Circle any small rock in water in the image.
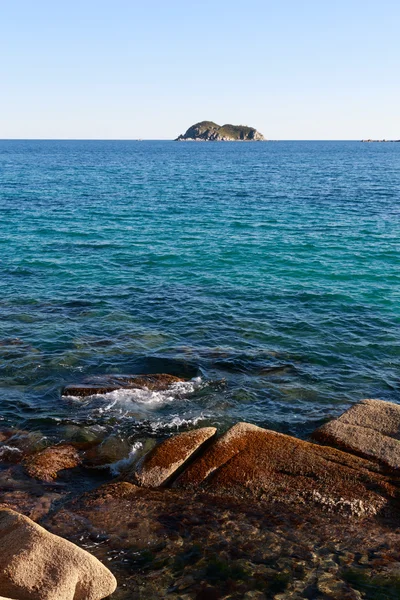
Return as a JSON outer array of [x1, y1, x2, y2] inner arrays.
[[2, 430, 47, 457], [23, 444, 81, 482], [63, 373, 186, 397], [84, 436, 133, 468], [0, 508, 117, 600]]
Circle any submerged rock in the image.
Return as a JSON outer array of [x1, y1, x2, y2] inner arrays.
[[84, 435, 133, 469], [23, 444, 81, 482], [129, 427, 217, 487], [63, 373, 185, 397], [0, 508, 117, 600], [312, 398, 400, 469], [174, 422, 398, 517], [44, 481, 400, 600]]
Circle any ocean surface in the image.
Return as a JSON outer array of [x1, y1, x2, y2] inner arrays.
[[0, 140, 399, 453]]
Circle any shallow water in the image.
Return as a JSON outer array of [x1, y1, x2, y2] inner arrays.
[[0, 140, 399, 448]]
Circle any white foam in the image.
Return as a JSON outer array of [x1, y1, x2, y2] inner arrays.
[[108, 442, 143, 475], [64, 377, 203, 408], [148, 413, 210, 432], [0, 445, 22, 457]]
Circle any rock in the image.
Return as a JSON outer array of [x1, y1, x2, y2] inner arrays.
[[0, 464, 67, 520], [128, 427, 217, 487], [23, 444, 81, 482], [1, 430, 47, 457], [173, 422, 398, 516], [0, 508, 117, 600], [44, 480, 400, 600], [312, 399, 400, 469], [316, 574, 361, 599], [63, 373, 185, 397], [83, 435, 133, 468], [175, 121, 265, 141]]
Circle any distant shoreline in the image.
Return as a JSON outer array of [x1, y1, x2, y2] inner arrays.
[[361, 139, 400, 143]]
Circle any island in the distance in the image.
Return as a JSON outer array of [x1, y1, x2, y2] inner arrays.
[[175, 121, 265, 141]]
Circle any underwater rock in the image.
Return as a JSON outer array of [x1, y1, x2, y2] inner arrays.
[[83, 435, 133, 468], [63, 373, 185, 397], [173, 422, 398, 517], [23, 444, 81, 482], [0, 465, 67, 520], [0, 430, 47, 458], [312, 399, 400, 469], [128, 427, 217, 487], [44, 481, 400, 600], [0, 508, 117, 600]]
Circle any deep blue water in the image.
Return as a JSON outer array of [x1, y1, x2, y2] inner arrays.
[[0, 140, 399, 448]]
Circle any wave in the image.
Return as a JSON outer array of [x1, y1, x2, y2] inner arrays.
[[63, 377, 204, 410]]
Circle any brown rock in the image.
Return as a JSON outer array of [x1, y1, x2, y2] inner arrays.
[[63, 373, 185, 397], [174, 422, 399, 516], [129, 427, 217, 487], [0, 464, 67, 520], [23, 444, 81, 482], [43, 480, 400, 600], [312, 399, 400, 469], [0, 508, 117, 600]]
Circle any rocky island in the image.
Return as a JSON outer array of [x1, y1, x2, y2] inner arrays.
[[175, 121, 265, 141]]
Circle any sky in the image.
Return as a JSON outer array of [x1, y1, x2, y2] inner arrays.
[[1, 0, 399, 140]]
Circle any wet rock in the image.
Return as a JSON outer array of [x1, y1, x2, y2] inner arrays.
[[173, 422, 398, 516], [23, 444, 81, 482], [316, 574, 362, 599], [312, 398, 400, 469], [63, 373, 186, 397], [43, 480, 400, 599], [0, 508, 117, 600], [0, 444, 23, 463], [84, 436, 133, 468], [128, 427, 217, 487], [2, 430, 47, 458]]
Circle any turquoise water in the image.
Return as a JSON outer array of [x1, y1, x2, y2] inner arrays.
[[0, 140, 399, 445]]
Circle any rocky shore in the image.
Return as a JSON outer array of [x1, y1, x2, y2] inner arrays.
[[1, 374, 400, 599]]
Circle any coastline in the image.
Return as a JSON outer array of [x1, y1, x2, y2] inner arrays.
[[2, 383, 400, 598]]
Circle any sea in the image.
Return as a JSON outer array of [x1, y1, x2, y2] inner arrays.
[[0, 139, 399, 458]]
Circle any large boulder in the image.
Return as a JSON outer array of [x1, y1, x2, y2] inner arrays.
[[129, 427, 217, 487], [312, 399, 400, 469], [23, 444, 81, 482], [173, 422, 398, 517], [63, 373, 185, 397], [0, 508, 117, 600]]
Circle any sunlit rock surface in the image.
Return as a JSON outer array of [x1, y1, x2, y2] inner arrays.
[[129, 427, 217, 487], [23, 444, 81, 482], [0, 508, 117, 600], [174, 422, 398, 517], [313, 398, 400, 469]]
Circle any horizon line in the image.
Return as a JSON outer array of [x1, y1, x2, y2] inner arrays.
[[0, 138, 381, 142]]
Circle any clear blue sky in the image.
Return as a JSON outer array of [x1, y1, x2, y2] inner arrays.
[[1, 0, 399, 139]]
